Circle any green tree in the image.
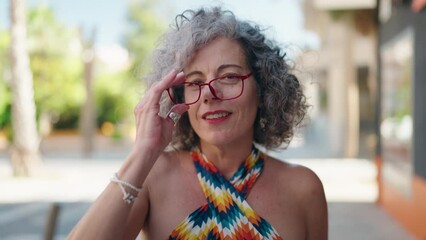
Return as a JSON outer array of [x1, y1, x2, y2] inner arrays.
[[1, 5, 84, 136], [94, 70, 138, 138], [10, 0, 41, 176], [125, 0, 166, 78], [92, 0, 167, 138], [0, 31, 11, 133], [27, 5, 84, 131]]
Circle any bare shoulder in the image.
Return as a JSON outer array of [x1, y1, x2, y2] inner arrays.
[[264, 155, 328, 239], [144, 149, 192, 186], [263, 156, 326, 210], [146, 150, 189, 175], [265, 156, 324, 193]]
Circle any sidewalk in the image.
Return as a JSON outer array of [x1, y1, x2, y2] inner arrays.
[[0, 135, 415, 239], [0, 157, 415, 239]]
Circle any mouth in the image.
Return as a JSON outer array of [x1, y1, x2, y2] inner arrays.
[[202, 111, 232, 120]]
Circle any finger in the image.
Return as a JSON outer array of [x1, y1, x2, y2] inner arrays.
[[164, 104, 189, 125], [134, 100, 145, 113], [158, 70, 186, 89], [147, 70, 185, 107], [151, 70, 184, 95]]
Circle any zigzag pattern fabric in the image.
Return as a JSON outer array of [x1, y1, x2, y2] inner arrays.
[[169, 146, 283, 240]]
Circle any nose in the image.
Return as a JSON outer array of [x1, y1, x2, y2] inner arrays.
[[200, 84, 218, 103]]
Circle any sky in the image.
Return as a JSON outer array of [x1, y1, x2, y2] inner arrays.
[[0, 0, 319, 51]]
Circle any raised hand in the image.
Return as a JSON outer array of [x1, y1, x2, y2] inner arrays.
[[132, 70, 189, 156]]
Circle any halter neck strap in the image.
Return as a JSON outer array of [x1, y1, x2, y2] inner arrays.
[[169, 146, 283, 239]]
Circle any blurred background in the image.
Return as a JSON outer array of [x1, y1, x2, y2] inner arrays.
[[1, 0, 425, 239]]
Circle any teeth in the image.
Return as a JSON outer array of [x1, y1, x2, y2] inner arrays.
[[205, 112, 230, 120]]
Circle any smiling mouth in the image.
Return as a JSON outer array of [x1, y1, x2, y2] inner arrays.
[[203, 112, 231, 120]]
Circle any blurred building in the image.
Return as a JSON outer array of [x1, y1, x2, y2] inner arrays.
[[302, 0, 426, 238], [377, 0, 426, 238], [302, 0, 378, 158]]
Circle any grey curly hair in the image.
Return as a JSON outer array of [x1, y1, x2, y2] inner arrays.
[[144, 7, 308, 150]]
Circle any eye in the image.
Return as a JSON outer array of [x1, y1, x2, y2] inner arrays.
[[222, 75, 240, 80], [186, 79, 203, 87], [184, 80, 203, 91], [217, 74, 241, 84], [221, 72, 241, 79], [187, 79, 204, 84]]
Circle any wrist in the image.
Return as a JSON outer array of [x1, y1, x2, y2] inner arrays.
[[116, 147, 160, 188], [128, 147, 160, 164], [110, 172, 142, 204]]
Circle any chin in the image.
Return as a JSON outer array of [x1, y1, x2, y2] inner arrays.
[[200, 136, 230, 146], [200, 131, 253, 147]]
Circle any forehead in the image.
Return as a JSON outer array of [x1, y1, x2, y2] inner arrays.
[[184, 37, 248, 72]]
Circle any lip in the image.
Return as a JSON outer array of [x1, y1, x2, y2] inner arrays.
[[201, 110, 232, 124]]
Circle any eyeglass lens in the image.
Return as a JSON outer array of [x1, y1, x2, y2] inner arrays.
[[171, 76, 244, 104]]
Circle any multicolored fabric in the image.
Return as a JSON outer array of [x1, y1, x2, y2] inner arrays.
[[169, 146, 283, 240]]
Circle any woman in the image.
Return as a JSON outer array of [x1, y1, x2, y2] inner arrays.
[[69, 7, 327, 240]]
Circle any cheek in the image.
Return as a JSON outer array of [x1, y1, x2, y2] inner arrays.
[[243, 89, 259, 116], [187, 106, 198, 125], [245, 101, 259, 125], [244, 104, 258, 124], [233, 98, 258, 127]]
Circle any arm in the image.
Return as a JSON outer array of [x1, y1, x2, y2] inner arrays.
[[293, 166, 328, 240], [297, 167, 328, 240], [68, 70, 188, 240]]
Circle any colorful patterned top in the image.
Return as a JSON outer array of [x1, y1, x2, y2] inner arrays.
[[169, 146, 283, 240]]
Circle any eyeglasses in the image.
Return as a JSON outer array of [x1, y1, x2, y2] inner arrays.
[[167, 72, 252, 105]]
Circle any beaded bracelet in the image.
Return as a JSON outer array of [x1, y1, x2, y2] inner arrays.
[[110, 173, 142, 204]]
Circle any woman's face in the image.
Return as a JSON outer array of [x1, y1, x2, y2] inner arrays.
[[183, 37, 259, 147]]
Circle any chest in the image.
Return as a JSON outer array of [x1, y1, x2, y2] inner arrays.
[[145, 168, 306, 239], [247, 178, 307, 239]]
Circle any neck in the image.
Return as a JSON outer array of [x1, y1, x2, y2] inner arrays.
[[199, 139, 254, 179]]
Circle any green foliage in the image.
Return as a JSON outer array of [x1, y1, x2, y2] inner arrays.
[[2, 2, 167, 136], [94, 70, 141, 139], [124, 0, 166, 78], [329, 10, 353, 21], [95, 70, 140, 126], [0, 6, 83, 133], [0, 86, 11, 130], [0, 82, 11, 129], [31, 52, 84, 121], [87, 0, 166, 137], [27, 5, 84, 129], [86, 0, 167, 137], [0, 31, 11, 132]]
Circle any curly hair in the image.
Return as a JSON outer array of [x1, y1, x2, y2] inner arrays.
[[144, 7, 308, 150]]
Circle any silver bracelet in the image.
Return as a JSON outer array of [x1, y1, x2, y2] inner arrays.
[[111, 172, 143, 192], [110, 173, 142, 204]]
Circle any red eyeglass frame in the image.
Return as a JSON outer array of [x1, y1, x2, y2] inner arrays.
[[167, 72, 253, 105]]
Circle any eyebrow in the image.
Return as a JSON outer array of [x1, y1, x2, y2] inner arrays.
[[185, 64, 244, 79]]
